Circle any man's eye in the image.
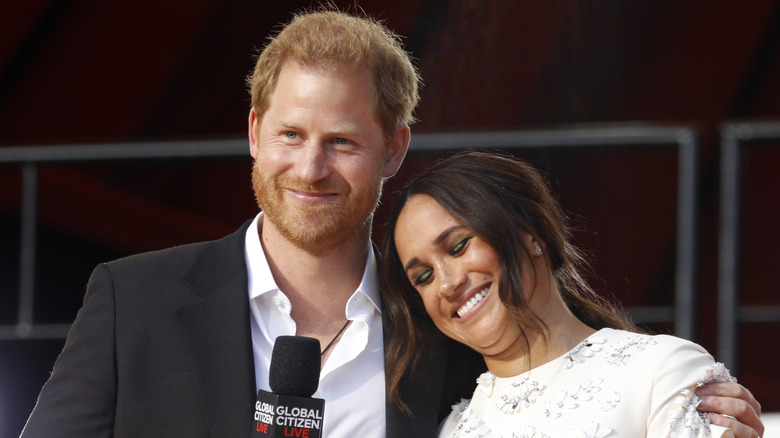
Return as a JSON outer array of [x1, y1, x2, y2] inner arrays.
[[285, 132, 297, 138], [413, 269, 433, 286], [334, 138, 348, 144]]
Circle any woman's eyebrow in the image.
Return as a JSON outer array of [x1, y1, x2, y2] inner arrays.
[[402, 225, 466, 272]]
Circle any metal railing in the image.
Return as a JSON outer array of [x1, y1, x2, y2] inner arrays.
[[719, 121, 780, 373], [0, 138, 250, 340], [0, 124, 700, 340]]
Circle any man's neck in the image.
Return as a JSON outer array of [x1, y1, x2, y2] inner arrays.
[[257, 216, 371, 336]]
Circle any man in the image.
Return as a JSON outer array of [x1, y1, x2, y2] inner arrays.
[[21, 8, 764, 438]]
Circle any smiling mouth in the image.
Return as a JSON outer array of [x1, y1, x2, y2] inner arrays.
[[286, 188, 338, 204], [456, 286, 489, 318]]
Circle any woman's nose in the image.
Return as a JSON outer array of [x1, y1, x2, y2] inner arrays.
[[437, 265, 466, 300]]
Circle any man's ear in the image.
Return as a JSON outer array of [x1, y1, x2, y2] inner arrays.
[[383, 124, 411, 178], [248, 107, 260, 159]]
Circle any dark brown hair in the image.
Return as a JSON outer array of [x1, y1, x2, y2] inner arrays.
[[381, 151, 638, 411]]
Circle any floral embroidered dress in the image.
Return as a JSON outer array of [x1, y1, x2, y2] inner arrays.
[[438, 328, 734, 438]]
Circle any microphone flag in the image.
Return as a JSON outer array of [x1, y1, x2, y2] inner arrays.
[[253, 336, 325, 438], [254, 390, 324, 438]]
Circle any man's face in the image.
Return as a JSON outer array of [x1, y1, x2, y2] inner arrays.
[[248, 62, 408, 254]]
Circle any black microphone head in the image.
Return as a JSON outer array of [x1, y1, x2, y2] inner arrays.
[[269, 335, 321, 397]]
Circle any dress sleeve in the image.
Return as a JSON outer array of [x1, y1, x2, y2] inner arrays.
[[646, 336, 734, 438], [437, 399, 469, 438], [20, 263, 118, 438]]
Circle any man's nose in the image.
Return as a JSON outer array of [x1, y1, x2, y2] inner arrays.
[[295, 143, 331, 184]]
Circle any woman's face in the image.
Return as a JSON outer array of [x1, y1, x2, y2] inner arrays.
[[393, 194, 524, 357]]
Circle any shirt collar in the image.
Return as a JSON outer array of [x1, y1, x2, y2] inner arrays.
[[244, 212, 382, 315], [245, 213, 280, 302], [351, 242, 382, 316]]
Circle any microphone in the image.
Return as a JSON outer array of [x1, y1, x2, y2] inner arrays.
[[253, 336, 325, 438]]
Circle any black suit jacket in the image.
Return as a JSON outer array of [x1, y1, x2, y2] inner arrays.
[[21, 221, 483, 437]]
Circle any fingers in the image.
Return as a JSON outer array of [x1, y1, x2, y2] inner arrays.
[[696, 384, 764, 438], [705, 413, 760, 438], [697, 382, 762, 417]]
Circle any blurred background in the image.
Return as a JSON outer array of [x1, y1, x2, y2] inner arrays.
[[2, 1, 779, 436]]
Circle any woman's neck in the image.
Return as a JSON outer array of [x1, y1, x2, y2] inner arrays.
[[484, 289, 596, 378]]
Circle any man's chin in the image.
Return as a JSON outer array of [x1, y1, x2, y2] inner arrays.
[[287, 217, 371, 254], [259, 194, 377, 253], [287, 229, 355, 254]]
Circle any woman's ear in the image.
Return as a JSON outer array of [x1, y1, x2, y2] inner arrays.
[[527, 234, 545, 257]]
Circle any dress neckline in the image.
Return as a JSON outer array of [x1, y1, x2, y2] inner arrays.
[[485, 327, 613, 383]]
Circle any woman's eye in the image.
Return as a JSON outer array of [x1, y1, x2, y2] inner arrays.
[[449, 236, 471, 255], [413, 268, 433, 286]]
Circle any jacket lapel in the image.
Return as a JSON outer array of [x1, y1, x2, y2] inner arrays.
[[178, 221, 257, 438], [382, 305, 449, 437]]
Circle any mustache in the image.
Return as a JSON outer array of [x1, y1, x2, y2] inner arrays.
[[274, 175, 349, 195]]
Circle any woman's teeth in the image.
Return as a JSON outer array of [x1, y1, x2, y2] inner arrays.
[[456, 287, 489, 318]]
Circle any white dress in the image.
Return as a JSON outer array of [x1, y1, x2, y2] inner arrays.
[[439, 328, 733, 438]]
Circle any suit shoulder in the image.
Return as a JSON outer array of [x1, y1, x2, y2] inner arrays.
[[103, 221, 250, 278], [107, 239, 212, 270]]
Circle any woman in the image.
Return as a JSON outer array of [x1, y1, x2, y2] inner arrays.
[[382, 151, 736, 437]]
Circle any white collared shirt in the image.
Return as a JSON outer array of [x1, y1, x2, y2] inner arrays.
[[245, 213, 386, 437]]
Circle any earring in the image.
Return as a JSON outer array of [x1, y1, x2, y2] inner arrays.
[[534, 244, 543, 255]]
